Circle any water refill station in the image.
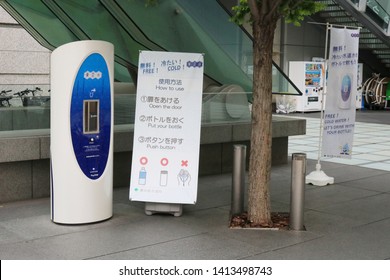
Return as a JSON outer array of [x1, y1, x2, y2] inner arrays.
[[50, 41, 114, 224]]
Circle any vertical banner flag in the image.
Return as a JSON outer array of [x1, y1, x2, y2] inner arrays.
[[322, 27, 360, 158], [130, 51, 204, 204]]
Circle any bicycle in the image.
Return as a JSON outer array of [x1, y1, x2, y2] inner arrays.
[[0, 90, 13, 107], [362, 73, 380, 108], [373, 76, 390, 108], [13, 87, 43, 107]]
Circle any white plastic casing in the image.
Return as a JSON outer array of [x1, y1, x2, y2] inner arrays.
[[50, 40, 114, 224]]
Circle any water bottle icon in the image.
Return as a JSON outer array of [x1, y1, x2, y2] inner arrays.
[[138, 167, 146, 185], [160, 170, 168, 186]]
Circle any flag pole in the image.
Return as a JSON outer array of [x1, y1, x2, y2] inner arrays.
[[305, 22, 334, 186]]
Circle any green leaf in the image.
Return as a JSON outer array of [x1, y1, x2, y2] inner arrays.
[[231, 0, 326, 26]]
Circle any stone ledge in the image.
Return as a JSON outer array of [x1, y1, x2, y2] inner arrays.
[[0, 116, 306, 163], [0, 116, 306, 203]]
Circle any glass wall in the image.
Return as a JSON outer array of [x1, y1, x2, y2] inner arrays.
[[366, 0, 390, 33], [1, 83, 252, 131], [349, 0, 390, 34], [114, 90, 251, 126], [0, 0, 301, 132], [177, 0, 300, 95], [0, 84, 50, 131], [1, 0, 301, 94]]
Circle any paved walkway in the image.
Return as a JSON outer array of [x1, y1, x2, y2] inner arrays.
[[289, 116, 390, 171], [0, 111, 390, 259]]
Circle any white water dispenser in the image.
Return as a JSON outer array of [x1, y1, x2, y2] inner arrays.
[[50, 40, 114, 224]]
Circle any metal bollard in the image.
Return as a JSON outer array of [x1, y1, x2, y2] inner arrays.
[[231, 145, 246, 215], [290, 153, 306, 231]]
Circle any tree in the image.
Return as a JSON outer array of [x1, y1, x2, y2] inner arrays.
[[144, 0, 323, 226], [231, 0, 324, 226]]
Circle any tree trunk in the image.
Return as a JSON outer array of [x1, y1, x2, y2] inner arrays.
[[247, 18, 277, 226]]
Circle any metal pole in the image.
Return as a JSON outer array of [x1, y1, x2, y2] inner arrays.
[[315, 23, 330, 168], [231, 144, 246, 215], [290, 153, 306, 230]]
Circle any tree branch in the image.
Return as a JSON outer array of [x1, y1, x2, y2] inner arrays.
[[248, 0, 260, 20], [260, 0, 268, 16], [262, 0, 283, 22], [290, 0, 305, 11], [269, 0, 283, 16]]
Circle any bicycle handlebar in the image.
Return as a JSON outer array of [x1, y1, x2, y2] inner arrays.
[[13, 88, 43, 96], [13, 89, 30, 96]]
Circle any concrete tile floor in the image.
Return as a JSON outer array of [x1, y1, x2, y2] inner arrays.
[[1, 111, 390, 259]]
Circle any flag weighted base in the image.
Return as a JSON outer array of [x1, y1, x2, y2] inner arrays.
[[306, 163, 334, 186]]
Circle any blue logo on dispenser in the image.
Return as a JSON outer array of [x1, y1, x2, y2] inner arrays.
[[70, 53, 111, 180]]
